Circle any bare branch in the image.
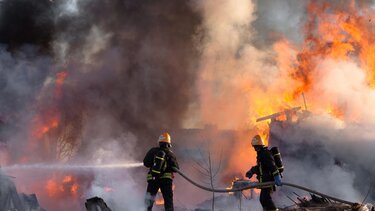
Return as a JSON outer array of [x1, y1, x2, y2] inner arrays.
[[213, 148, 223, 177], [198, 147, 209, 167], [192, 164, 210, 177], [193, 159, 210, 174]]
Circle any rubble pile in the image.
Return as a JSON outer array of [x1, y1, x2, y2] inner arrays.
[[281, 194, 373, 211]]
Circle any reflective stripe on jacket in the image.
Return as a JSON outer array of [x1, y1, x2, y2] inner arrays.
[[249, 147, 280, 184], [143, 146, 179, 181], [147, 172, 173, 181]]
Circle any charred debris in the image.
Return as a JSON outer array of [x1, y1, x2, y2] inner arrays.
[[0, 172, 45, 211]]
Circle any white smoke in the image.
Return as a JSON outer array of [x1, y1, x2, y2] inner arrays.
[[1, 0, 375, 210], [311, 59, 375, 122], [190, 0, 375, 208], [79, 115, 146, 210], [58, 0, 79, 16], [191, 0, 280, 129], [274, 114, 374, 203]]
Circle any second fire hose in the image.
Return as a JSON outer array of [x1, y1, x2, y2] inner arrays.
[[172, 167, 356, 206]]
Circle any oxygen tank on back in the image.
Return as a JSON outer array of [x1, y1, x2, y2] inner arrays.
[[270, 147, 284, 175], [151, 150, 167, 178]]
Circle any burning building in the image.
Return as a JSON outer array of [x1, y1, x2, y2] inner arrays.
[[0, 0, 374, 210]]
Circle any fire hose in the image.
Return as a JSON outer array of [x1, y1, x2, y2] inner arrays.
[[172, 167, 357, 206]]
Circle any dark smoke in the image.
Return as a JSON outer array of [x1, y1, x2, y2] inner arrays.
[[0, 0, 54, 53], [0, 0, 202, 210], [0, 0, 202, 160], [2, 0, 374, 210], [0, 0, 55, 147], [57, 0, 202, 158]]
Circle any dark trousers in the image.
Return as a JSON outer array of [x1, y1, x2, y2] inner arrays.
[[145, 179, 174, 211], [260, 187, 277, 210]]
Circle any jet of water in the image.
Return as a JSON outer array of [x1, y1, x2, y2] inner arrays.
[[2, 162, 143, 171]]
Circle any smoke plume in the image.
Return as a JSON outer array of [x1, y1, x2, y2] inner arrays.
[[0, 0, 201, 210], [0, 0, 375, 210], [191, 0, 375, 208]]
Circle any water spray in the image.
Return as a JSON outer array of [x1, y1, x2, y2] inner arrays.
[[2, 162, 143, 171]]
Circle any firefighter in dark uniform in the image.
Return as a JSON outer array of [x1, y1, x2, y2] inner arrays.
[[143, 132, 179, 211], [245, 135, 282, 211]]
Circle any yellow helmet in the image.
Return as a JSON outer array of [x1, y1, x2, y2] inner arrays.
[[158, 132, 171, 145], [251, 135, 265, 146]]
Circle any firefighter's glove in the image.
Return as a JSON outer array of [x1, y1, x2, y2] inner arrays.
[[274, 175, 282, 186], [245, 170, 254, 179]]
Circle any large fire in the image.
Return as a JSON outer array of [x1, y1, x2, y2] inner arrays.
[[13, 70, 88, 210], [2, 1, 375, 210], [229, 1, 375, 130], [224, 0, 375, 192], [268, 1, 375, 122]]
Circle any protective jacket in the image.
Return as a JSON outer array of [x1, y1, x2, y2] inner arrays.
[[143, 147, 179, 181], [249, 147, 280, 183]]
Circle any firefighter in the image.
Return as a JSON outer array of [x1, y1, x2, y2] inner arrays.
[[245, 135, 282, 211], [143, 132, 179, 211]]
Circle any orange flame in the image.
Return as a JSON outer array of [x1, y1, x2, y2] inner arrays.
[[45, 174, 79, 198], [32, 116, 60, 139], [155, 198, 164, 206], [154, 185, 176, 206], [30, 71, 68, 140], [55, 71, 68, 86], [55, 71, 68, 97], [46, 179, 60, 197], [155, 189, 164, 205], [222, 1, 375, 186], [255, 1, 375, 123]]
